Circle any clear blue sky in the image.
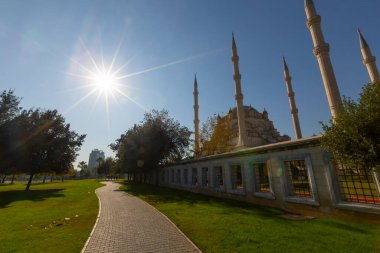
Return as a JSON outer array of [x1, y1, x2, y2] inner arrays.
[[0, 0, 379, 168]]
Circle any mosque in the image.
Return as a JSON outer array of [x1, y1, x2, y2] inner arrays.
[[192, 0, 380, 157], [160, 0, 380, 223]]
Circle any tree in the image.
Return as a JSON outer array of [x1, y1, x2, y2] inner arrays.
[[63, 164, 77, 180], [321, 83, 380, 170], [0, 90, 22, 183], [8, 109, 86, 190], [200, 114, 232, 156], [96, 156, 104, 167], [0, 90, 85, 188], [96, 157, 116, 178], [111, 109, 191, 184], [78, 161, 90, 178], [0, 89, 22, 125]]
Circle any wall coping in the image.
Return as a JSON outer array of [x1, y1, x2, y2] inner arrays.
[[166, 135, 322, 166]]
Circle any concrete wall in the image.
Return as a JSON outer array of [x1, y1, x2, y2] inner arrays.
[[159, 136, 380, 223]]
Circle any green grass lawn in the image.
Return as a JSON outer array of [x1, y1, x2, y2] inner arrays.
[[119, 181, 380, 253], [0, 179, 103, 253]]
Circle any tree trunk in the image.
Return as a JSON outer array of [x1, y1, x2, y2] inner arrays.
[[11, 174, 15, 184], [43, 175, 46, 183], [1, 175, 6, 184], [26, 173, 34, 191], [61, 176, 64, 182], [50, 175, 53, 182]]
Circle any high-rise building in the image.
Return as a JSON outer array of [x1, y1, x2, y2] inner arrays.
[[88, 149, 105, 177]]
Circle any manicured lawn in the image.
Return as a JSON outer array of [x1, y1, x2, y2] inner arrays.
[[0, 180, 103, 253], [119, 181, 380, 253]]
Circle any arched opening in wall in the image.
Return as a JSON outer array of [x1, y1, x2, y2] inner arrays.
[[335, 163, 380, 205]]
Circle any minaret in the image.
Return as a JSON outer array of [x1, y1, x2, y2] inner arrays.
[[358, 29, 380, 84], [283, 57, 302, 139], [231, 33, 247, 146], [193, 74, 200, 157], [305, 0, 342, 118]]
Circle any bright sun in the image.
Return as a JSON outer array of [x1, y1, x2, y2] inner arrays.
[[67, 39, 217, 115], [92, 72, 116, 94]]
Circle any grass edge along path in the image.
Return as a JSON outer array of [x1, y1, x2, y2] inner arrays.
[[0, 179, 103, 253], [119, 181, 380, 253]]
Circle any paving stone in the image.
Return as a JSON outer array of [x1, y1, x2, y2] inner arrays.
[[82, 181, 201, 253]]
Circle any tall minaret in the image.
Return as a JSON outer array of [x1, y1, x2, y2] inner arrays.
[[283, 57, 302, 139], [358, 29, 380, 84], [305, 0, 342, 118], [193, 74, 200, 157], [231, 33, 247, 146]]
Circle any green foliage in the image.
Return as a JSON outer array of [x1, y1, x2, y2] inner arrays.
[[0, 90, 22, 179], [0, 90, 86, 189], [111, 109, 191, 176], [120, 181, 380, 253], [321, 83, 380, 169], [96, 157, 117, 176], [0, 89, 22, 125], [78, 161, 90, 177]]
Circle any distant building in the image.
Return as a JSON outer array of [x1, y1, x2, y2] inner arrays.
[[88, 149, 105, 177]]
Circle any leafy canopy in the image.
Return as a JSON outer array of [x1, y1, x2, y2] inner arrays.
[[0, 89, 86, 189], [111, 109, 191, 174], [0, 89, 22, 125], [321, 83, 380, 169], [0, 90, 22, 176]]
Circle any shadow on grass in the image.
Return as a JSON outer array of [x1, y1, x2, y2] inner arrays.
[[0, 189, 64, 208], [119, 180, 283, 218], [320, 219, 370, 234]]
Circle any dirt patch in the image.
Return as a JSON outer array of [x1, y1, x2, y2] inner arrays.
[[279, 213, 315, 221]]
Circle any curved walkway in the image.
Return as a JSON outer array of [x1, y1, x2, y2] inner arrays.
[[82, 181, 201, 253]]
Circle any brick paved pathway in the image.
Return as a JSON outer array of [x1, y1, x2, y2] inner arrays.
[[82, 181, 201, 253]]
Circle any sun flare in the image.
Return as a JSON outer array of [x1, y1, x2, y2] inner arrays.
[[65, 39, 219, 117], [92, 71, 117, 94]]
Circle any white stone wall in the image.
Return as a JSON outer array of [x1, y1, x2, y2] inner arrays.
[[159, 137, 380, 218]]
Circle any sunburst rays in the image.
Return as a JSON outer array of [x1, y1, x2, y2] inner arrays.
[[65, 39, 225, 127]]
